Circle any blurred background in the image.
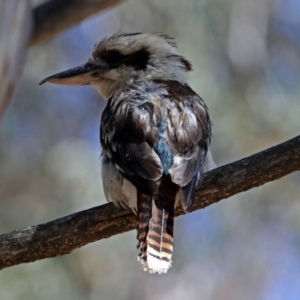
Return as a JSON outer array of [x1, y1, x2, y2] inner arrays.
[[1, 0, 300, 299]]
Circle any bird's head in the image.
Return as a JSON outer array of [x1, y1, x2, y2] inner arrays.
[[39, 33, 192, 99]]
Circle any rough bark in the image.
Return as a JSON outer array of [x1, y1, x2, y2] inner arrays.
[[30, 0, 125, 46], [0, 135, 299, 270]]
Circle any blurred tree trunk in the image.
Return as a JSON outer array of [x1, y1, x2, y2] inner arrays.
[[0, 0, 32, 118], [0, 0, 125, 119]]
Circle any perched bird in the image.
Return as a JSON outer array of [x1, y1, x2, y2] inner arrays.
[[40, 33, 215, 274]]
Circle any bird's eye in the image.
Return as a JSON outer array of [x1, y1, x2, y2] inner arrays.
[[105, 50, 124, 65]]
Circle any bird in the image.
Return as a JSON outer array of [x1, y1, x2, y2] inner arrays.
[[40, 33, 216, 274]]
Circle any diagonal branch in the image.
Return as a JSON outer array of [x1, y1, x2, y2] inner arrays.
[[30, 0, 125, 46], [0, 135, 299, 270]]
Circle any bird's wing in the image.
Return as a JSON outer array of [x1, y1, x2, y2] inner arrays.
[[100, 81, 165, 195], [100, 80, 211, 205], [160, 80, 212, 211]]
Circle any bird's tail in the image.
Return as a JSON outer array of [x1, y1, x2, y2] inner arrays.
[[137, 178, 177, 274], [137, 192, 152, 268], [146, 202, 174, 274]]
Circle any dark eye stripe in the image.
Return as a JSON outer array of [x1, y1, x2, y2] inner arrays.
[[99, 48, 150, 71], [102, 50, 124, 65], [123, 48, 150, 70]]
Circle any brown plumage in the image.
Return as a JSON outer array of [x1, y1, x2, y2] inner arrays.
[[39, 33, 215, 274], [100, 79, 211, 273]]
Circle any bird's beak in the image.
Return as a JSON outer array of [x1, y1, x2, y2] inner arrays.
[[39, 62, 107, 86]]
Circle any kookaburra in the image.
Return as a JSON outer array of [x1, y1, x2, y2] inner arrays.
[[40, 33, 215, 274]]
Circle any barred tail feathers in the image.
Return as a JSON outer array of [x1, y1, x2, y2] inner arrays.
[[137, 192, 152, 271], [146, 202, 174, 274], [137, 177, 177, 274]]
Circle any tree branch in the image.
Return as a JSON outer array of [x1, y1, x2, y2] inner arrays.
[[30, 0, 125, 46], [0, 135, 299, 270]]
